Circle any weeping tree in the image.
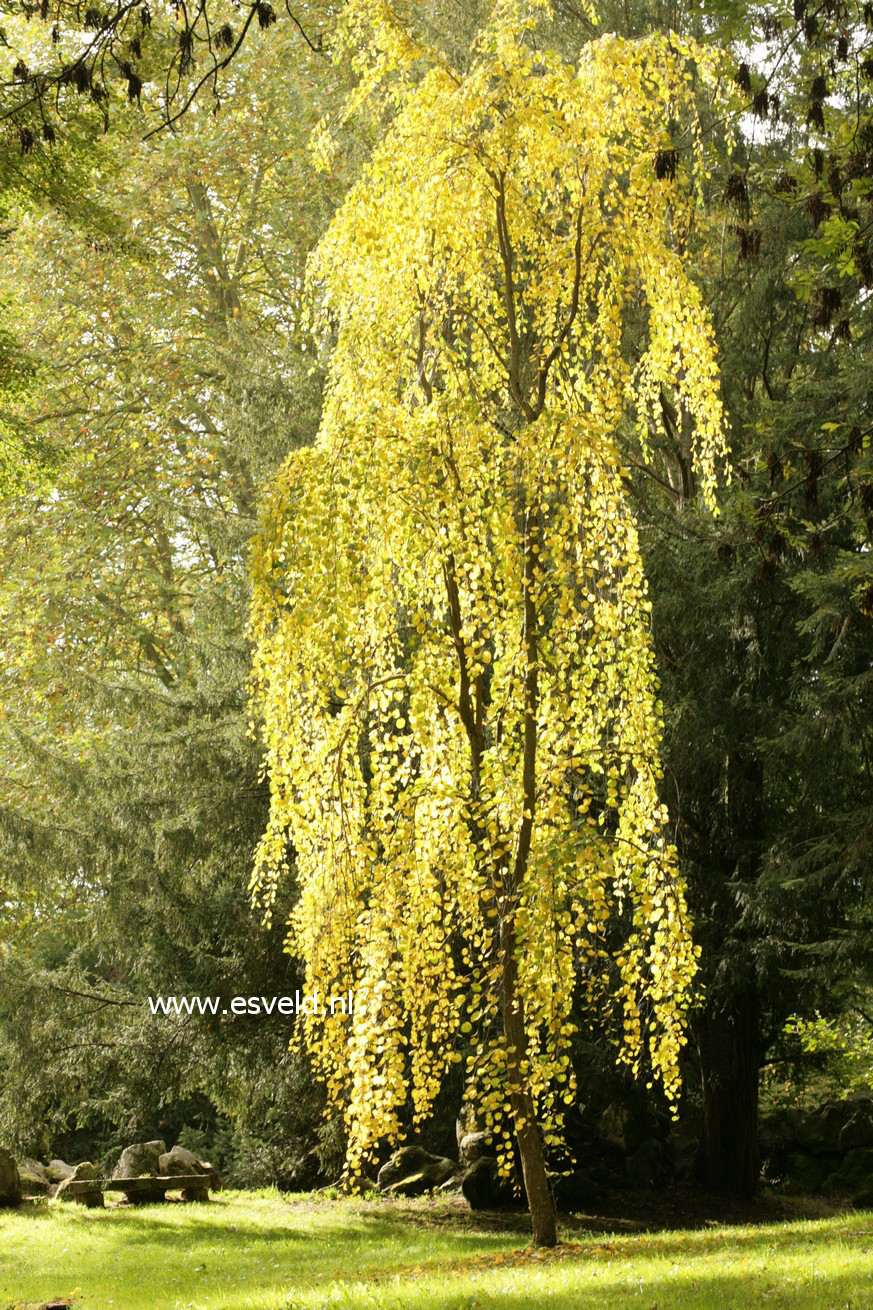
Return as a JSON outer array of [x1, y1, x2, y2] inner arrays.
[[251, 2, 726, 1246]]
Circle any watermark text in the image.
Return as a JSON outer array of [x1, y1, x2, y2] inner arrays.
[[147, 990, 353, 1018]]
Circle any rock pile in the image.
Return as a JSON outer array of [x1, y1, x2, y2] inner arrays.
[[0, 1137, 224, 1208], [761, 1094, 873, 1206], [374, 1141, 522, 1208], [374, 1094, 873, 1212], [108, 1139, 222, 1203]]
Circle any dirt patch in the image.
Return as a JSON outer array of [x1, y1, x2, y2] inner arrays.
[[340, 1183, 853, 1239]]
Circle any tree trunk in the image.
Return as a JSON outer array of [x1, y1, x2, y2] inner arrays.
[[501, 917, 557, 1247], [449, 489, 557, 1245], [498, 500, 556, 1248], [694, 985, 761, 1196]]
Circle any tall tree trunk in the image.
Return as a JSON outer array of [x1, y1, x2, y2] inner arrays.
[[501, 917, 558, 1247], [498, 500, 557, 1248], [694, 740, 764, 1197], [447, 487, 557, 1246], [694, 985, 760, 1195]]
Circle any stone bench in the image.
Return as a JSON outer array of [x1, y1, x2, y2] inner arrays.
[[63, 1174, 211, 1207]]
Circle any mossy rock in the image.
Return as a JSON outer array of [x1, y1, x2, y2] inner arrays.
[[782, 1151, 838, 1194], [113, 1140, 167, 1179], [19, 1161, 50, 1197], [822, 1148, 873, 1199], [55, 1161, 101, 1203], [45, 1160, 73, 1184], [0, 1146, 21, 1207], [797, 1098, 870, 1156], [460, 1157, 521, 1211], [386, 1166, 456, 1197], [377, 1145, 455, 1193]]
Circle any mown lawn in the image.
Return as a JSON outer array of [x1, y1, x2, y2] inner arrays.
[[1, 1191, 870, 1310]]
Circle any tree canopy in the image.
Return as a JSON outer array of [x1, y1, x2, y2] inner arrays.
[[250, 3, 729, 1244]]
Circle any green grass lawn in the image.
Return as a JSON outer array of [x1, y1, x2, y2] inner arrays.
[[1, 1192, 870, 1310]]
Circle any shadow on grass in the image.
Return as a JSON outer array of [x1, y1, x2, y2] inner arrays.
[[347, 1187, 855, 1240], [353, 1214, 873, 1276], [17, 1195, 867, 1267], [12, 1191, 866, 1237], [4, 1199, 870, 1310], [13, 1197, 516, 1262]]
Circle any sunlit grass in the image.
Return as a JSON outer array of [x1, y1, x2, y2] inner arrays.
[[1, 1191, 870, 1309]]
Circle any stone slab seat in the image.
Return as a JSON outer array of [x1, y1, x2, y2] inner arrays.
[[64, 1174, 210, 1203]]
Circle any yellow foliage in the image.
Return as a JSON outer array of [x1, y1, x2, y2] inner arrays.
[[251, 1, 725, 1178]]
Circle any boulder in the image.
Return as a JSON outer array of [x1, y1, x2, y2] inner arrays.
[[158, 1145, 203, 1176], [796, 1099, 862, 1156], [0, 1146, 21, 1207], [455, 1103, 483, 1154], [597, 1102, 659, 1157], [385, 1167, 452, 1197], [459, 1132, 490, 1166], [55, 1161, 103, 1207], [460, 1156, 519, 1210], [553, 1167, 601, 1208], [159, 1145, 223, 1191], [759, 1096, 873, 1196], [822, 1147, 873, 1200], [782, 1150, 838, 1195], [112, 1142, 168, 1204], [377, 1145, 455, 1194], [626, 1138, 667, 1189], [19, 1159, 50, 1197], [45, 1160, 74, 1184], [839, 1099, 873, 1154], [113, 1140, 167, 1180]]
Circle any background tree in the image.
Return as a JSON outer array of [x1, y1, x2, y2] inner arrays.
[[633, 0, 873, 1193], [0, 0, 330, 143], [0, 23, 344, 1178]]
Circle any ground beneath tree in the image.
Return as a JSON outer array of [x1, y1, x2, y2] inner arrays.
[[356, 1183, 853, 1240], [1, 1188, 868, 1310]]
